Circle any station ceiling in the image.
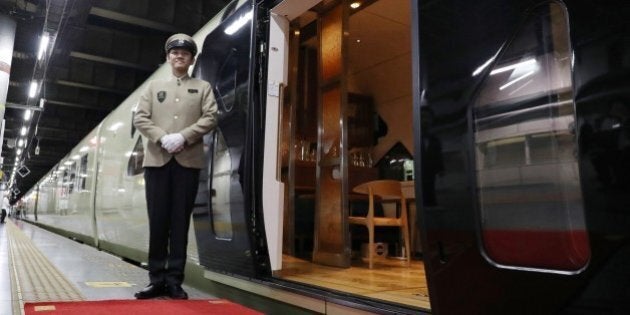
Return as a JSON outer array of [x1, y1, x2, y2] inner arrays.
[[0, 0, 231, 200]]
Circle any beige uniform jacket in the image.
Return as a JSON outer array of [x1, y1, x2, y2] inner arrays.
[[133, 74, 218, 169]]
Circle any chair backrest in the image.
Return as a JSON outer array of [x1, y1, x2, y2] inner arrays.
[[355, 180, 404, 201]]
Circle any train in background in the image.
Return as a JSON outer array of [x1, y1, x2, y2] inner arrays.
[[18, 0, 630, 314]]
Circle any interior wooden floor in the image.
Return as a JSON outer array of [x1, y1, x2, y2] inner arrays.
[[278, 255, 430, 310]]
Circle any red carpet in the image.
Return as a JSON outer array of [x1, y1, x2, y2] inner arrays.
[[24, 299, 263, 314]]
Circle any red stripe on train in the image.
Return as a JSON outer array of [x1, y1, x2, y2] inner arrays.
[[482, 229, 590, 270]]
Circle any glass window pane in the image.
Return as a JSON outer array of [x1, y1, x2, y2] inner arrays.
[[127, 137, 145, 176], [473, 2, 589, 272], [210, 130, 234, 240]]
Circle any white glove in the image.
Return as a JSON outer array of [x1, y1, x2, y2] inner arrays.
[[160, 133, 185, 153]]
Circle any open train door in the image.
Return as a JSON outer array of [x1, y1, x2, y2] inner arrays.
[[413, 0, 630, 313], [191, 0, 268, 278]]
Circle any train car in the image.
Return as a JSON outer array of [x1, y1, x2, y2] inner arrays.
[[19, 0, 250, 280], [20, 0, 630, 313]]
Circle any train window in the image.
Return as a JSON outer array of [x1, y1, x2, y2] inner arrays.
[[127, 137, 145, 176], [65, 161, 76, 194], [214, 50, 238, 113], [473, 1, 590, 272], [481, 137, 526, 168], [77, 154, 88, 191], [209, 129, 234, 240]]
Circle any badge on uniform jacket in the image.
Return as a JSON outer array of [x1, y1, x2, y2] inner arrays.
[[188, 89, 198, 93], [157, 91, 167, 103]]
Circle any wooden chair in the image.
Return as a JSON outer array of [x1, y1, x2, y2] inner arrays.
[[349, 180, 410, 269]]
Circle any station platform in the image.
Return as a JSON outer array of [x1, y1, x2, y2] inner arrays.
[[0, 218, 262, 315]]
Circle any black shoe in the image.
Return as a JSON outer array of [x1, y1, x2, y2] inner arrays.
[[166, 285, 188, 299], [134, 283, 166, 299]]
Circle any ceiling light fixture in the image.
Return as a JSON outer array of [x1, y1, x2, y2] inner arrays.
[[350, 2, 361, 9], [37, 32, 50, 60], [472, 56, 497, 77], [224, 11, 253, 35], [24, 109, 32, 121], [499, 70, 536, 90], [490, 58, 536, 75], [28, 81, 38, 98]]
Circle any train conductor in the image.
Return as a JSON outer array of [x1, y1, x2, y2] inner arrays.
[[133, 33, 217, 299]]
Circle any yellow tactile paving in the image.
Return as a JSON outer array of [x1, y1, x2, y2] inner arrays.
[[7, 220, 85, 312]]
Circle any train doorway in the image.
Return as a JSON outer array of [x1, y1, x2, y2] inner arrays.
[[272, 0, 430, 310]]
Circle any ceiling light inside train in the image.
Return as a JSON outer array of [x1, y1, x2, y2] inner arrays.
[[20, 127, 27, 136], [24, 109, 32, 121], [224, 11, 253, 35], [18, 139, 24, 147], [350, 1, 361, 9], [490, 58, 536, 75], [37, 32, 49, 60]]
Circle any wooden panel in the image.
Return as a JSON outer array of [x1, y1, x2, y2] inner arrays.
[[313, 2, 348, 267], [322, 88, 341, 153], [320, 5, 342, 82], [314, 88, 344, 263]]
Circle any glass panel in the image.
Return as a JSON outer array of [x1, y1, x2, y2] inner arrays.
[[66, 162, 76, 194], [126, 137, 145, 176], [78, 154, 88, 191], [214, 51, 238, 113], [210, 130, 234, 240], [473, 2, 589, 272]]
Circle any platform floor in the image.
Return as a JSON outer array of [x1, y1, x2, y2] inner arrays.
[[0, 218, 214, 315]]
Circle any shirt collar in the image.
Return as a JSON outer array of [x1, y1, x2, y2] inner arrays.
[[170, 73, 190, 81]]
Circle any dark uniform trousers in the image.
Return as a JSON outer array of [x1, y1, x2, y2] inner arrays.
[[144, 158, 200, 286]]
